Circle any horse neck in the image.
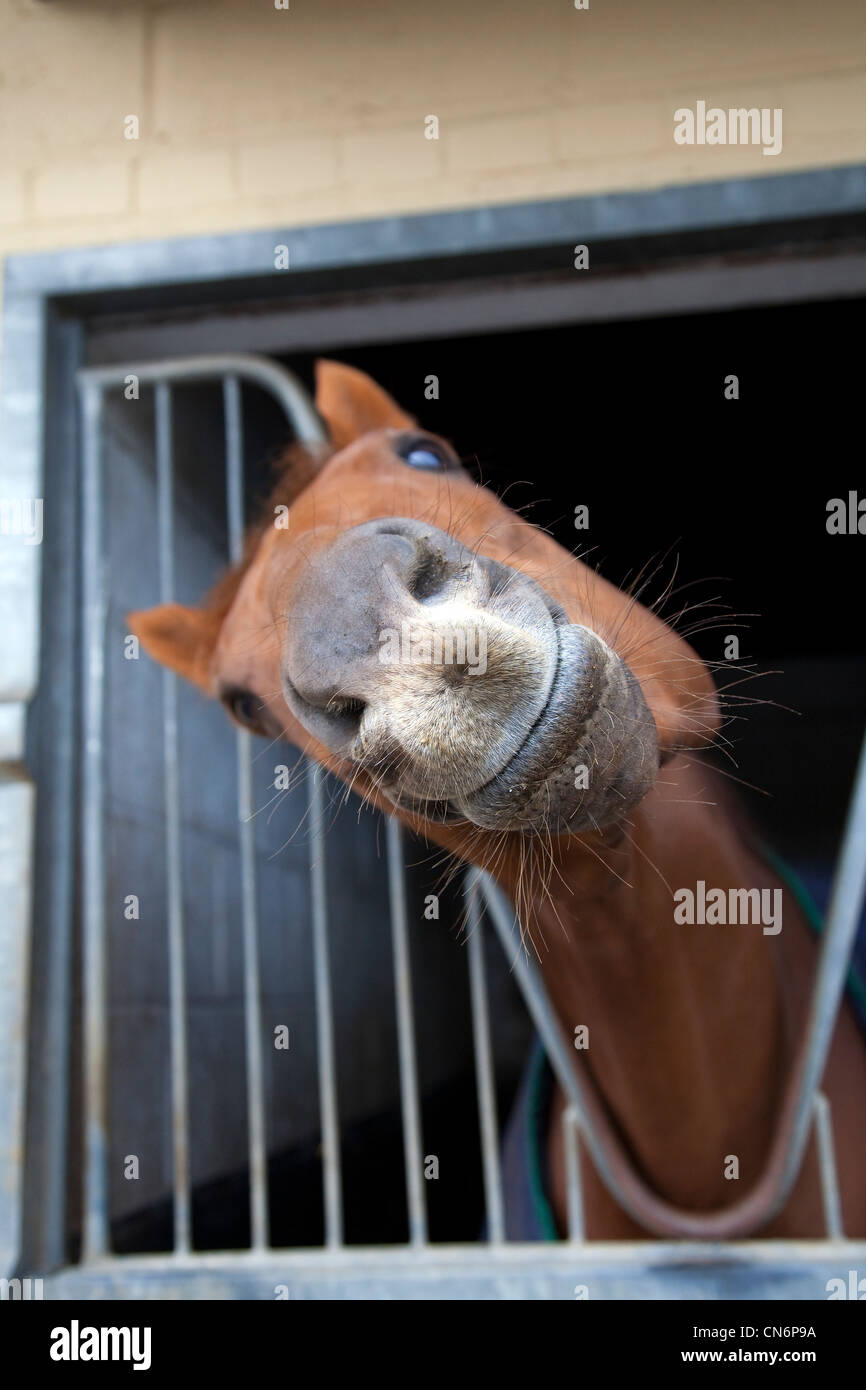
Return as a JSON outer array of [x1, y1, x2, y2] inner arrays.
[[505, 758, 790, 1209]]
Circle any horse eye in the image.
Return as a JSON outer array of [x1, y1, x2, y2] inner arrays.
[[396, 435, 454, 471], [406, 446, 446, 470], [225, 688, 264, 732]]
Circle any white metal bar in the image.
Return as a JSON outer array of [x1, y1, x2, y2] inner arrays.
[[464, 879, 505, 1244], [563, 1107, 586, 1242], [80, 355, 326, 447], [776, 729, 866, 1204], [385, 817, 427, 1246], [307, 764, 344, 1247], [41, 1236, 866, 1303], [475, 843, 866, 1241], [155, 383, 192, 1255], [813, 1092, 844, 1239], [224, 375, 269, 1250], [79, 382, 109, 1262]]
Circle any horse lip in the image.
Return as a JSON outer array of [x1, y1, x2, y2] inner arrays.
[[285, 552, 604, 829], [358, 589, 599, 829], [454, 622, 609, 828], [381, 792, 465, 826], [467, 626, 566, 796]]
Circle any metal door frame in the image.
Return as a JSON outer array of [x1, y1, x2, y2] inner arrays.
[[4, 165, 866, 1297], [56, 349, 866, 1298]]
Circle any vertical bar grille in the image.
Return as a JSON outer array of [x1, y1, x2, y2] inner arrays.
[[72, 354, 866, 1275]]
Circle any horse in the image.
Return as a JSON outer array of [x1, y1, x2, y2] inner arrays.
[[130, 359, 866, 1240]]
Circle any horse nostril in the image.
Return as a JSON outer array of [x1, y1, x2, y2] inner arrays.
[[283, 671, 366, 727], [325, 696, 366, 723], [406, 550, 445, 602], [408, 550, 473, 604]]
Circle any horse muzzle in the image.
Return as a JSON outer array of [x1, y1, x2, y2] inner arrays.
[[281, 517, 659, 834]]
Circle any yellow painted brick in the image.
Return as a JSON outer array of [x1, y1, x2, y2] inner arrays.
[[779, 71, 866, 136], [238, 135, 339, 197], [0, 0, 865, 280], [151, 3, 323, 140], [770, 129, 866, 167], [32, 162, 131, 220], [554, 101, 670, 162], [0, 172, 26, 225], [552, 0, 866, 101], [349, 8, 563, 125], [343, 174, 459, 220], [137, 149, 235, 211], [342, 125, 443, 183], [444, 112, 553, 173], [150, 0, 562, 140], [621, 138, 800, 186], [0, 6, 145, 152], [663, 88, 785, 128]]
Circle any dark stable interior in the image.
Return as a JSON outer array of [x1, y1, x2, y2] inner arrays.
[[108, 292, 865, 1255], [278, 293, 865, 870]]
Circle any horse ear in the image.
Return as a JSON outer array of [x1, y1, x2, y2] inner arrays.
[[314, 359, 415, 449], [127, 601, 221, 695]]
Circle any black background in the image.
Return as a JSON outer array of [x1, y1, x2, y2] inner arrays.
[[275, 293, 865, 864]]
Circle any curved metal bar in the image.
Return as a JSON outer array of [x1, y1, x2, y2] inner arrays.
[[774, 731, 866, 1210], [814, 1093, 843, 1239], [78, 353, 327, 447], [473, 726, 866, 1238]]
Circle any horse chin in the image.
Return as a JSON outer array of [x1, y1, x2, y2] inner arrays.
[[386, 626, 661, 838]]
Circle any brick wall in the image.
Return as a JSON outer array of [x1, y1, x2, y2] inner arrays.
[[0, 0, 864, 259]]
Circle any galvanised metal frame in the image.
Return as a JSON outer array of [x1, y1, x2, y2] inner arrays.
[[72, 353, 528, 1272], [69, 352, 866, 1289], [3, 166, 866, 1297], [35, 349, 866, 1296], [76, 356, 324, 1263]]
